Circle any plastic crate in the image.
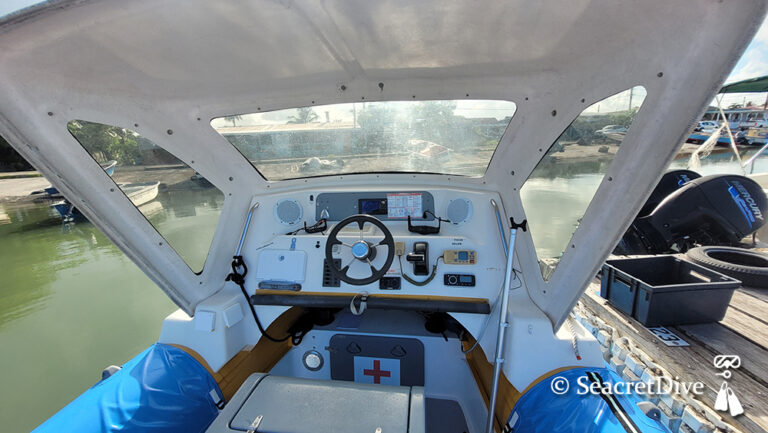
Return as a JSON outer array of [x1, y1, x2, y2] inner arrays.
[[600, 255, 740, 326]]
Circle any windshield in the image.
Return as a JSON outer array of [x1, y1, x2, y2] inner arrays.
[[211, 100, 516, 180]]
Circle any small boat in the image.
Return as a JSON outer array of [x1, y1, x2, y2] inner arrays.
[[745, 126, 768, 145], [101, 160, 118, 176], [121, 181, 160, 207], [687, 130, 734, 146], [52, 181, 159, 221]]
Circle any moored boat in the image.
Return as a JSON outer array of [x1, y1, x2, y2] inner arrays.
[[52, 181, 159, 222]]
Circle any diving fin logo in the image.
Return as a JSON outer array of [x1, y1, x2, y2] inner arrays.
[[714, 382, 743, 416]]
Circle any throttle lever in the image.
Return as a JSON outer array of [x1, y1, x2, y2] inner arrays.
[[406, 242, 429, 275]]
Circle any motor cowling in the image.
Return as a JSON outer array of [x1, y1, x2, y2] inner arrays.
[[617, 174, 767, 254], [637, 169, 701, 217]]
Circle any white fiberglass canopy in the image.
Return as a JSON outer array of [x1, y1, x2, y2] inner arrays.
[[0, 0, 764, 328]]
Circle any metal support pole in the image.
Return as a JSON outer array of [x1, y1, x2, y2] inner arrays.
[[485, 224, 519, 433], [743, 140, 768, 174], [236, 202, 259, 256], [490, 199, 508, 257]]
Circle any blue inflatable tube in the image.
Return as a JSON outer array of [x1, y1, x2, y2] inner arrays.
[[507, 367, 670, 433], [33, 343, 223, 433]]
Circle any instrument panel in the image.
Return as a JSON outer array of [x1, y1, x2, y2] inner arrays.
[[248, 187, 507, 302], [315, 191, 436, 221]]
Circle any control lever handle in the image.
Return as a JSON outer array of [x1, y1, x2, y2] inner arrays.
[[406, 252, 425, 262], [407, 242, 429, 275]]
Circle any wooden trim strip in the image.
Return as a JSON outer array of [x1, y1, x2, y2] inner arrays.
[[462, 336, 581, 432], [172, 306, 303, 401], [252, 290, 491, 314]]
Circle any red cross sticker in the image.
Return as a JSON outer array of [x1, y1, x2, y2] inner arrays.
[[354, 356, 401, 385], [363, 360, 391, 384]]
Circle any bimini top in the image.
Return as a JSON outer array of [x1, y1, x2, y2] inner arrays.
[[720, 75, 768, 94], [0, 0, 764, 327]]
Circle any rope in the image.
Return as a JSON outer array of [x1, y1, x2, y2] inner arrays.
[[226, 255, 291, 343]]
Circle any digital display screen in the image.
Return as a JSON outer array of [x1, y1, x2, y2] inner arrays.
[[360, 199, 386, 215], [460, 275, 473, 283], [458, 251, 469, 261], [387, 193, 423, 219]]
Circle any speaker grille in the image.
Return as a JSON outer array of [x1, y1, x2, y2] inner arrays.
[[274, 199, 302, 225], [446, 198, 472, 225]]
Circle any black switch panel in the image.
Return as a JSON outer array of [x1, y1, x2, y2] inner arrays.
[[379, 276, 401, 290], [323, 259, 341, 287]]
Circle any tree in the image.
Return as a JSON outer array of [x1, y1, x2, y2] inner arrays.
[[224, 115, 243, 126], [410, 101, 457, 145], [68, 121, 141, 166], [355, 104, 397, 151], [287, 107, 319, 124]]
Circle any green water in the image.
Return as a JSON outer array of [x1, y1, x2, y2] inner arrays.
[[0, 189, 222, 433], [0, 149, 765, 432]]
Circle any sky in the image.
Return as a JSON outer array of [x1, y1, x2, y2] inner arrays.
[[717, 15, 768, 107]]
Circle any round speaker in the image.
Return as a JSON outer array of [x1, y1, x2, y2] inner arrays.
[[274, 199, 303, 225], [446, 198, 473, 225]]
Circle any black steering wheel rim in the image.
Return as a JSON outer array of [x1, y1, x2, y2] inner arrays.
[[325, 214, 395, 286]]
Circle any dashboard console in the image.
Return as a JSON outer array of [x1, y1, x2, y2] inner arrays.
[[243, 187, 507, 313]]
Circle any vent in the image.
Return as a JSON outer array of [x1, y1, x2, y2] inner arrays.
[[323, 259, 342, 287]]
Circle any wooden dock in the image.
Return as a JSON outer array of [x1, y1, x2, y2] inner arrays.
[[579, 282, 768, 433]]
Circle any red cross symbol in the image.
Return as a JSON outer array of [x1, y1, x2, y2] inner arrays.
[[363, 359, 391, 384]]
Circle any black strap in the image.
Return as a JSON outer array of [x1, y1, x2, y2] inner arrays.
[[585, 372, 641, 433], [226, 255, 291, 343]]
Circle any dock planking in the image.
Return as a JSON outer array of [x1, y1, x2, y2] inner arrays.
[[730, 290, 768, 326], [581, 283, 768, 433], [721, 305, 768, 349]]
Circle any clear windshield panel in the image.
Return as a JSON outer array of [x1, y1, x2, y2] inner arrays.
[[520, 86, 646, 280], [211, 100, 516, 180], [67, 120, 224, 272]]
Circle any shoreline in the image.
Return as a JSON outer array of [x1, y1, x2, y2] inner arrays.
[[0, 143, 761, 202]]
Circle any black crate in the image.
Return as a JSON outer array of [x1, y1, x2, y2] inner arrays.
[[600, 256, 740, 326]]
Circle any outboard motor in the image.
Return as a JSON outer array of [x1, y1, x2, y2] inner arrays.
[[637, 169, 701, 217], [616, 175, 767, 254]]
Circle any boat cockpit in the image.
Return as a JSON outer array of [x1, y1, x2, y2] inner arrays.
[[2, 1, 766, 432]]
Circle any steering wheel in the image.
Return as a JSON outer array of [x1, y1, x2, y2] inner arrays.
[[325, 214, 395, 285]]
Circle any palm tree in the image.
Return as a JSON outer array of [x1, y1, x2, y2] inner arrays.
[[287, 107, 319, 124], [224, 115, 243, 126]]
